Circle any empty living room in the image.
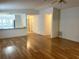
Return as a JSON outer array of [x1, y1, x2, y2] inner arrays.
[[0, 0, 79, 59]]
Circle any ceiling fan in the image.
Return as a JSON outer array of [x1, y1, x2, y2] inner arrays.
[[44, 0, 67, 8], [44, 0, 66, 4], [54, 0, 66, 4]]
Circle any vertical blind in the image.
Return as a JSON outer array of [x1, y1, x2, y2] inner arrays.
[[0, 14, 15, 29]]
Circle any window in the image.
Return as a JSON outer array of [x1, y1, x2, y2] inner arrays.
[[0, 14, 15, 29]]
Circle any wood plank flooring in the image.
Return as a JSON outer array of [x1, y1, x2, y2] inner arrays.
[[0, 33, 79, 59]]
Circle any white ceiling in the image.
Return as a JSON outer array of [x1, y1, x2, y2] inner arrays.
[[0, 0, 79, 10]]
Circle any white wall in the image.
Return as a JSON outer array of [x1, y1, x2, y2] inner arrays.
[[44, 14, 52, 35], [37, 14, 45, 35], [37, 7, 53, 36], [38, 7, 60, 38], [21, 14, 27, 27], [0, 29, 27, 38], [15, 14, 26, 28], [27, 8, 53, 35], [31, 7, 60, 38], [15, 15, 22, 28], [60, 7, 79, 42], [27, 15, 39, 33]]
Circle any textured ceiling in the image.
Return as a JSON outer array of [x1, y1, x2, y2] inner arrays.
[[0, 0, 79, 10]]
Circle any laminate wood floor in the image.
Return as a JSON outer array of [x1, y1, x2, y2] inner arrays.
[[0, 33, 79, 59]]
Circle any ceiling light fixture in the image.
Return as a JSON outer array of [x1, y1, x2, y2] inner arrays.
[[44, 0, 67, 9]]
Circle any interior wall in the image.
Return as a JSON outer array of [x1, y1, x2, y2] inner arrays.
[[15, 14, 26, 28], [39, 7, 60, 38], [60, 7, 79, 42], [37, 14, 45, 35], [15, 15, 22, 28], [44, 14, 52, 35], [38, 7, 53, 36], [31, 15, 39, 33], [0, 29, 27, 38], [27, 7, 53, 36], [27, 15, 39, 33], [30, 7, 60, 38], [21, 14, 27, 27], [53, 8, 60, 38]]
